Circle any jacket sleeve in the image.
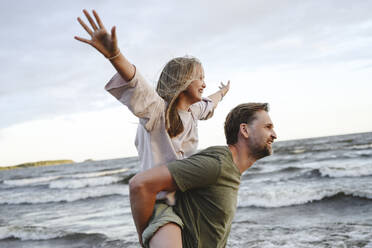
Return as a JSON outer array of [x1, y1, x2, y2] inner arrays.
[[189, 97, 216, 120], [104, 70, 165, 131]]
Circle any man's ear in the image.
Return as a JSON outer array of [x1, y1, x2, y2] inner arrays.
[[239, 123, 249, 139]]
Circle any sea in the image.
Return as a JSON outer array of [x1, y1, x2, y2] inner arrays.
[[1, 132, 372, 248]]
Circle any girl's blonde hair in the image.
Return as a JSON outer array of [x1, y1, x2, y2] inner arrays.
[[156, 56, 202, 137]]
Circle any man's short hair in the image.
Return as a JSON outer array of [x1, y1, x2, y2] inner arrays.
[[224, 103, 269, 145]]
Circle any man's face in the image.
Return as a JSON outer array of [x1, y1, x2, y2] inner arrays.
[[246, 110, 277, 159]]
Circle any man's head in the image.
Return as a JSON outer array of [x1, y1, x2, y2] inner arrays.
[[224, 103, 277, 159]]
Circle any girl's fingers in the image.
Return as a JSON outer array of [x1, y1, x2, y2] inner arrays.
[[221, 81, 230, 87], [83, 9, 98, 31], [219, 81, 230, 90], [74, 36, 91, 44], [77, 17, 93, 36], [111, 26, 117, 43], [93, 9, 105, 29]]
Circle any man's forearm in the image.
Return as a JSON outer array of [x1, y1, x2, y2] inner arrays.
[[129, 180, 157, 241], [129, 165, 179, 244]]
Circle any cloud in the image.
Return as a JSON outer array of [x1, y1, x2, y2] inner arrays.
[[1, 0, 372, 129]]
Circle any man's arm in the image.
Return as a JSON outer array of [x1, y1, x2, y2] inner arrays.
[[129, 165, 178, 245]]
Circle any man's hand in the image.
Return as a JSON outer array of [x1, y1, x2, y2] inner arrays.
[[129, 165, 178, 245], [75, 9, 119, 58]]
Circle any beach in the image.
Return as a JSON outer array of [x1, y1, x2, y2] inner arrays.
[[1, 132, 372, 247]]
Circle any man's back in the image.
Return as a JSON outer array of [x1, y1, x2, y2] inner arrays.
[[167, 146, 241, 248]]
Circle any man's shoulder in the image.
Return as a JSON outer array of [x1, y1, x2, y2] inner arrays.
[[195, 146, 233, 165], [199, 146, 240, 180], [166, 146, 229, 192], [197, 145, 230, 157], [170, 145, 228, 170]]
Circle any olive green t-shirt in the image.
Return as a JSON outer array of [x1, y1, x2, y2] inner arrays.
[[167, 146, 241, 248]]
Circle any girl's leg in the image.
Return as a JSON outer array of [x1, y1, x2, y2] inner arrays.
[[149, 223, 182, 248]]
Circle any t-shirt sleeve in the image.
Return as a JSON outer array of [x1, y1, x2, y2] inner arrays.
[[189, 97, 215, 120], [167, 152, 221, 192]]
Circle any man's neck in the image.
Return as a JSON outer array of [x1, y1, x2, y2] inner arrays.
[[228, 143, 256, 174]]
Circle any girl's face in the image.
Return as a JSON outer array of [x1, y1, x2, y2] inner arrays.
[[183, 65, 206, 103]]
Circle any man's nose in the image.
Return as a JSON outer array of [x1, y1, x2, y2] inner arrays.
[[272, 130, 277, 140]]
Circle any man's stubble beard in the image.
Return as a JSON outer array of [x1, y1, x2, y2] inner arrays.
[[248, 136, 272, 160]]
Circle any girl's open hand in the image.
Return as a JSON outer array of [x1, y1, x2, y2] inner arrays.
[[219, 80, 230, 97], [75, 9, 119, 58]]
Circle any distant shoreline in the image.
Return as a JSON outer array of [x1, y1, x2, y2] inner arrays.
[[0, 160, 75, 171]]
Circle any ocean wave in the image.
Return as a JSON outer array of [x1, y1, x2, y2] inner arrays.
[[0, 225, 106, 242], [49, 176, 123, 189], [243, 167, 308, 183], [244, 162, 372, 184], [0, 225, 67, 241], [349, 143, 372, 150], [272, 166, 372, 180], [280, 159, 372, 179], [238, 178, 372, 208], [318, 165, 372, 178], [69, 168, 129, 179], [0, 185, 128, 205], [2, 168, 130, 189], [291, 147, 307, 154], [239, 189, 372, 208], [243, 170, 370, 187], [300, 158, 372, 178], [3, 176, 61, 187]]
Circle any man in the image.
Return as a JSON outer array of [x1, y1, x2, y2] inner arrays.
[[129, 103, 277, 247]]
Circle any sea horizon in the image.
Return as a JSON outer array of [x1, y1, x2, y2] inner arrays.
[[2, 130, 371, 169]]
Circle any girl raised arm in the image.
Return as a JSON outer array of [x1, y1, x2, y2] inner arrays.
[[75, 9, 135, 81]]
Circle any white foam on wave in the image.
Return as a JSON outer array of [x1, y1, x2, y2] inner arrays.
[[238, 177, 372, 208], [319, 165, 372, 178], [49, 176, 123, 189], [0, 185, 128, 205], [244, 170, 304, 184], [3, 176, 61, 186], [70, 168, 128, 178], [350, 143, 372, 150], [300, 159, 372, 178], [292, 147, 306, 154], [2, 168, 129, 189], [0, 225, 67, 240]]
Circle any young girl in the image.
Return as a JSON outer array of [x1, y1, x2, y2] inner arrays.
[[75, 9, 230, 247]]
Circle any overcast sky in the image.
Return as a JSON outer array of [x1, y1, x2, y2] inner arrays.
[[1, 0, 372, 166]]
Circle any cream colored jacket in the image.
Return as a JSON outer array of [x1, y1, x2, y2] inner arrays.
[[105, 71, 215, 203]]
